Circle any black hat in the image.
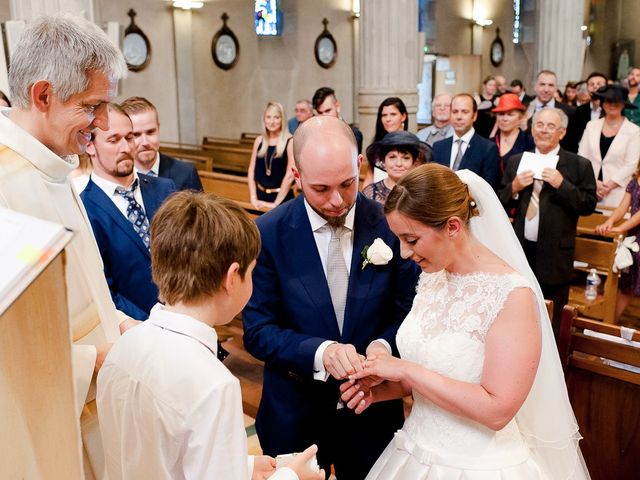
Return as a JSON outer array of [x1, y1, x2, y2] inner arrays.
[[366, 131, 432, 171], [593, 84, 638, 110]]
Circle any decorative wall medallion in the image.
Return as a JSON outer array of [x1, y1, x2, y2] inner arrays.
[[212, 13, 239, 70], [490, 28, 504, 67], [314, 18, 337, 69], [123, 9, 151, 72]]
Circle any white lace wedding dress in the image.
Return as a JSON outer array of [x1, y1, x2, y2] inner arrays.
[[366, 269, 547, 479]]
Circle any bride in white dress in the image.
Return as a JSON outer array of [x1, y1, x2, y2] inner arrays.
[[341, 164, 589, 479]]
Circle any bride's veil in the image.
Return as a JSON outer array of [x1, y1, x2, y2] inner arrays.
[[456, 169, 590, 480]]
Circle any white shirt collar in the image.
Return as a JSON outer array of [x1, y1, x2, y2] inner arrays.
[[453, 127, 475, 144], [534, 98, 556, 109], [303, 197, 356, 233], [91, 171, 139, 196], [147, 304, 219, 356], [535, 145, 561, 157], [0, 107, 78, 181], [135, 152, 160, 176]]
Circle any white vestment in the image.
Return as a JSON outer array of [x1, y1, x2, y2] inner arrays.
[[0, 109, 123, 479]]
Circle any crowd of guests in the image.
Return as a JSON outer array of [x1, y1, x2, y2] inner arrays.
[[1, 12, 638, 480]]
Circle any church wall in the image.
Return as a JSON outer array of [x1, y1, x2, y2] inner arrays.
[[431, 0, 535, 93], [191, 0, 355, 140], [95, 0, 181, 142]]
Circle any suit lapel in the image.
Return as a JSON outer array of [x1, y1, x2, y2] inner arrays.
[[158, 154, 171, 178], [286, 197, 341, 337], [437, 137, 453, 167], [84, 180, 150, 257], [459, 134, 475, 168], [139, 175, 163, 220]]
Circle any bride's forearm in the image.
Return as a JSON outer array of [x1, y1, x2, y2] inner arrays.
[[372, 380, 412, 403], [402, 363, 515, 431]]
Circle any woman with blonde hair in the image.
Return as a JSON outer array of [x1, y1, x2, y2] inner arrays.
[[248, 101, 294, 210]]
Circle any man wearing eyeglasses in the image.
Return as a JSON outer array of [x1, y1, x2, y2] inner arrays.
[[498, 107, 597, 336]]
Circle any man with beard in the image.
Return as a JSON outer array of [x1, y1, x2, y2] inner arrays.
[[121, 96, 202, 191], [242, 116, 420, 479], [81, 104, 176, 319], [624, 66, 640, 126]]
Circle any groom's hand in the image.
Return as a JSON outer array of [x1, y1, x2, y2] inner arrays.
[[323, 343, 364, 380]]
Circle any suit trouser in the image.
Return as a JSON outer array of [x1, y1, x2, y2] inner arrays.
[[523, 240, 570, 340]]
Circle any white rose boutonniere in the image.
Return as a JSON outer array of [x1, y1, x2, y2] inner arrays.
[[361, 237, 393, 270]]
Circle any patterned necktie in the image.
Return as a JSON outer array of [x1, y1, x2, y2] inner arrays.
[[115, 179, 150, 249], [526, 179, 543, 220], [145, 170, 157, 177], [327, 226, 349, 333], [452, 138, 464, 170]]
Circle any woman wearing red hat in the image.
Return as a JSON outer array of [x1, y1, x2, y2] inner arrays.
[[490, 93, 535, 173]]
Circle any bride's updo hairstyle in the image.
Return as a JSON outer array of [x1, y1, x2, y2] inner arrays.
[[384, 163, 479, 229]]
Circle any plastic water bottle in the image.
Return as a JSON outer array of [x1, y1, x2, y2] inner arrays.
[[585, 268, 600, 301]]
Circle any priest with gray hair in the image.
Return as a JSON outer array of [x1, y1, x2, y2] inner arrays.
[[0, 14, 129, 478]]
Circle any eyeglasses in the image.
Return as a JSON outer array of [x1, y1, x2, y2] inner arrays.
[[533, 122, 563, 133]]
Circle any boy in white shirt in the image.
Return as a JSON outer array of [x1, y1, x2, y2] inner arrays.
[[97, 191, 323, 480]]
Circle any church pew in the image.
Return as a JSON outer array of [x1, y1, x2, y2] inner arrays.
[[200, 143, 253, 175], [202, 136, 243, 146], [241, 132, 259, 144], [198, 171, 262, 219], [568, 233, 622, 324], [158, 149, 213, 172], [558, 306, 640, 480], [160, 142, 252, 176]]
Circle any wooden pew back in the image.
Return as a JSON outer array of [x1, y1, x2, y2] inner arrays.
[[569, 229, 622, 324], [558, 306, 640, 480], [198, 171, 261, 219], [201, 143, 252, 175]]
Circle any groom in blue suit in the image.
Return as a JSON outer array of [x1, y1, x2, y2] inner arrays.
[[81, 104, 176, 320], [243, 116, 420, 479], [432, 94, 500, 190]]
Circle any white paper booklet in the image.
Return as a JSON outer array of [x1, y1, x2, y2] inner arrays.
[[0, 207, 68, 302], [516, 151, 559, 180]]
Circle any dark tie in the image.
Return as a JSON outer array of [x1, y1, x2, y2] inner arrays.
[[115, 179, 150, 249], [452, 139, 464, 171], [145, 170, 158, 177]]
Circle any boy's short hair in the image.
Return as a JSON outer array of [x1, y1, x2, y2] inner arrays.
[[150, 192, 261, 305]]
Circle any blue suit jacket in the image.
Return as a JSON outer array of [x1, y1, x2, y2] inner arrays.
[[242, 194, 420, 458], [81, 174, 176, 319], [159, 153, 202, 192], [432, 133, 501, 189]]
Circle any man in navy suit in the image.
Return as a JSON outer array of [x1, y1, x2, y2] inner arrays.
[[432, 93, 501, 189], [525, 70, 575, 150], [243, 116, 420, 479], [81, 104, 176, 320], [121, 96, 203, 191]]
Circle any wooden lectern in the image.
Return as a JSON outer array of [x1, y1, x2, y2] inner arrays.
[[0, 230, 83, 479]]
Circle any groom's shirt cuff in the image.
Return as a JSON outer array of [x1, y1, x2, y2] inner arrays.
[[313, 340, 336, 381], [313, 338, 392, 382], [371, 338, 392, 355]]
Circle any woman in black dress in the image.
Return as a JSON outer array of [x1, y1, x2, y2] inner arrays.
[[248, 101, 295, 210], [364, 97, 409, 187]]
